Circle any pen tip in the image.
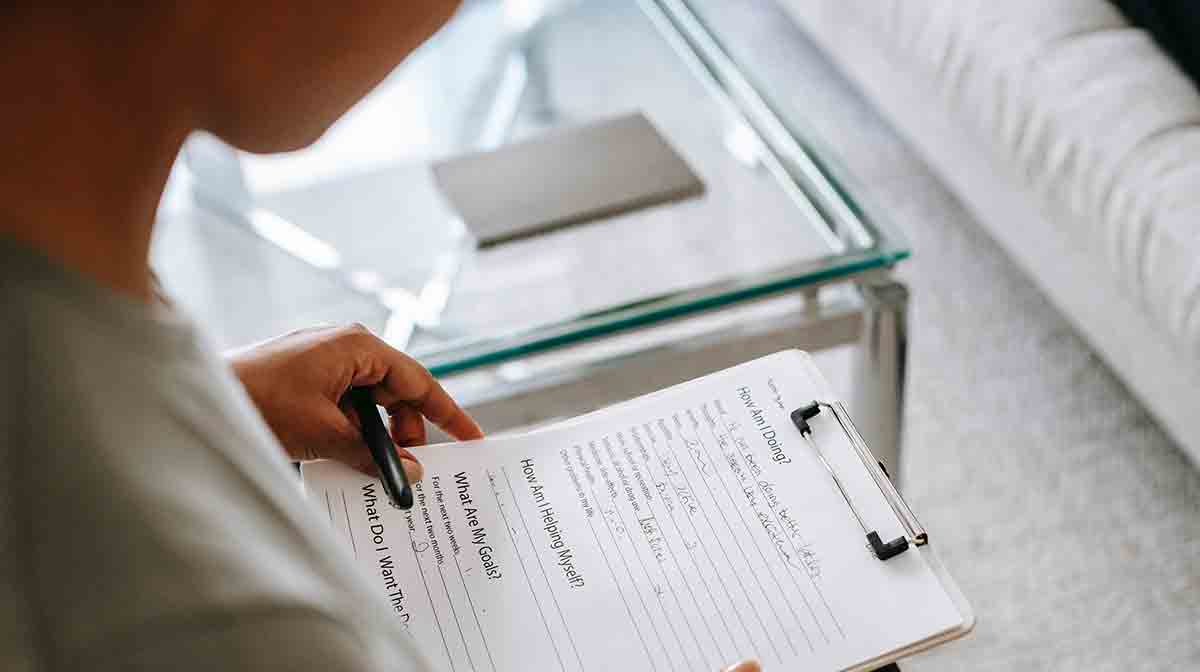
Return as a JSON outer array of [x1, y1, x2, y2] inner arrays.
[[393, 488, 414, 510]]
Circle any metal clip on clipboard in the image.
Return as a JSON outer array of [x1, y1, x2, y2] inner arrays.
[[791, 401, 928, 561]]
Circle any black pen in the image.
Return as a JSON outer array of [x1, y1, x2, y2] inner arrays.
[[348, 387, 414, 510]]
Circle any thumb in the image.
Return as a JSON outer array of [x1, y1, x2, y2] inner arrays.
[[721, 661, 761, 672]]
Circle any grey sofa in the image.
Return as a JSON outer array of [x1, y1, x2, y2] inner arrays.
[[780, 0, 1200, 463]]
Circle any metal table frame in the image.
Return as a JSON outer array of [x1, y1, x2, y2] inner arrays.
[[440, 271, 908, 477]]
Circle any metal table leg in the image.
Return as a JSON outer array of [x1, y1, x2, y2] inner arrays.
[[852, 280, 909, 485]]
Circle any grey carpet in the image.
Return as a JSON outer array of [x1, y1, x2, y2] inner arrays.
[[754, 6, 1200, 670]]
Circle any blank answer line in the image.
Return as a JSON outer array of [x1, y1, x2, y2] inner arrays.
[[582, 479, 659, 672], [611, 492, 696, 671], [406, 513, 458, 672], [437, 550, 478, 672], [340, 490, 359, 559], [665, 420, 781, 662], [708, 416, 830, 643], [644, 434, 742, 661], [715, 405, 845, 640], [698, 414, 811, 654], [500, 466, 587, 672], [685, 415, 827, 644], [631, 434, 730, 669], [605, 434, 713, 668], [588, 458, 685, 672], [421, 487, 480, 672], [487, 471, 569, 672], [451, 548, 499, 672], [674, 422, 785, 664]]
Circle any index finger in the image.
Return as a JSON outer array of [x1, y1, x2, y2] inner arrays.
[[346, 333, 484, 442]]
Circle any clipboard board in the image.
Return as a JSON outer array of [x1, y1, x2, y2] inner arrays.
[[530, 351, 976, 670]]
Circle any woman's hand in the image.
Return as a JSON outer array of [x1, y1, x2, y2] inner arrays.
[[228, 323, 483, 481]]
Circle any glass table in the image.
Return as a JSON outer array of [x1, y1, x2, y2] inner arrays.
[[154, 0, 911, 470]]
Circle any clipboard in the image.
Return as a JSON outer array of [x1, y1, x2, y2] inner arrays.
[[540, 352, 979, 672], [533, 350, 975, 670]]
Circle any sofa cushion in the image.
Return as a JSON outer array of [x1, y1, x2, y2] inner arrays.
[[787, 0, 1200, 358]]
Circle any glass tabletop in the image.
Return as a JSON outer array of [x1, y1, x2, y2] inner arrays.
[[154, 0, 908, 375]]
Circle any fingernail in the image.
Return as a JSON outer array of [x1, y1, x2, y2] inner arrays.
[[401, 457, 424, 483], [722, 661, 761, 672]]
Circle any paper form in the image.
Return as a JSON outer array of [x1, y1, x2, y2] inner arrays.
[[303, 351, 965, 671]]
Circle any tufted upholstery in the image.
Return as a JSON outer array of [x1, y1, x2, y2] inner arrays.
[[780, 0, 1200, 457], [803, 0, 1200, 354]]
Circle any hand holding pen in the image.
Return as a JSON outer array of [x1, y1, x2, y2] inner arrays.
[[228, 323, 484, 484]]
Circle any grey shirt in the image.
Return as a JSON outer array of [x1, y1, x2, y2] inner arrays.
[[0, 238, 427, 671]]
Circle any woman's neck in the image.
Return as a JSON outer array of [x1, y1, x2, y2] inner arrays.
[[0, 15, 191, 303]]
